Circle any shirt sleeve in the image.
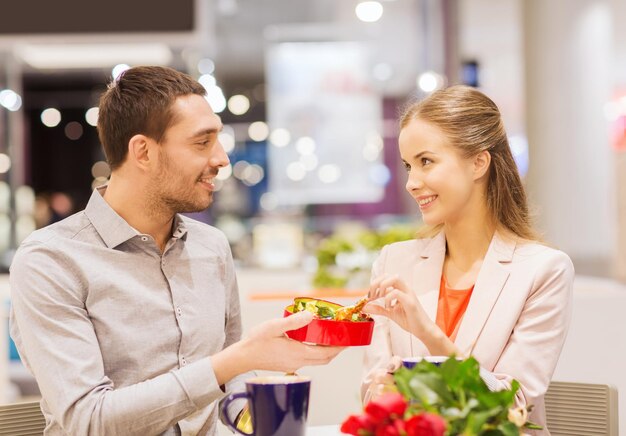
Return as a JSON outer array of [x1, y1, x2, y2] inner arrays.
[[219, 242, 254, 423], [475, 251, 575, 411], [9, 241, 228, 436]]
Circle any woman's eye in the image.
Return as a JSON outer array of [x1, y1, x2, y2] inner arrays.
[[403, 162, 411, 172], [421, 157, 432, 166]]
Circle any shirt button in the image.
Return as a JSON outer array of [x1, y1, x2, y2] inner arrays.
[[176, 307, 182, 316], [181, 357, 187, 366], [141, 236, 148, 242]]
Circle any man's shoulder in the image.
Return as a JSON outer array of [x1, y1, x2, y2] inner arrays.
[[22, 211, 91, 247]]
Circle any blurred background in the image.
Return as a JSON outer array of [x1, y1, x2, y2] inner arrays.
[[1, 0, 626, 431]]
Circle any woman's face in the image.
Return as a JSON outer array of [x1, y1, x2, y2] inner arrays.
[[398, 118, 480, 226]]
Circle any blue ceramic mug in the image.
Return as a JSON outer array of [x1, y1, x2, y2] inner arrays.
[[402, 356, 449, 369], [221, 375, 311, 436]]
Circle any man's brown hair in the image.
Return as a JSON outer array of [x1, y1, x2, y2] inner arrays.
[[97, 66, 206, 170]]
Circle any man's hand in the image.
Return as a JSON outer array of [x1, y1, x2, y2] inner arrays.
[[243, 311, 345, 373], [212, 312, 345, 385]]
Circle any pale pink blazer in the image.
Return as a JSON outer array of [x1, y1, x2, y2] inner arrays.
[[362, 231, 574, 434]]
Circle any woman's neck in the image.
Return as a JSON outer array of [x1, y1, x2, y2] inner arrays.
[[443, 205, 496, 272]]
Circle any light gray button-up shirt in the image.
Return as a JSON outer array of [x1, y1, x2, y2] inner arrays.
[[9, 187, 248, 435]]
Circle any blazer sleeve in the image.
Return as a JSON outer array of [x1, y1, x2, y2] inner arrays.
[[361, 245, 393, 401], [479, 250, 575, 411]]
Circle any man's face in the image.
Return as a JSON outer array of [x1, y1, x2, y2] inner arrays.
[[150, 94, 229, 214]]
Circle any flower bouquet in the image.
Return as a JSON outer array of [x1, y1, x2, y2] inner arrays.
[[341, 356, 540, 435]]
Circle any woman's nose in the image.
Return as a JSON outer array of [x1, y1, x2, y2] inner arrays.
[[405, 174, 423, 192]]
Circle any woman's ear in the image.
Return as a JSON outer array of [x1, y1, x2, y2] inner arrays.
[[128, 134, 152, 170], [473, 150, 491, 180]]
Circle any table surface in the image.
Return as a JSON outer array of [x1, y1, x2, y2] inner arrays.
[[307, 425, 341, 435]]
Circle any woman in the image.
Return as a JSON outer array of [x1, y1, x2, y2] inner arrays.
[[362, 85, 574, 432]]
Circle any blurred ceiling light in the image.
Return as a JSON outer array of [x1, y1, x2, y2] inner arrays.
[[508, 135, 529, 178], [16, 43, 172, 69], [205, 86, 226, 113], [112, 64, 130, 80], [233, 161, 250, 179], [91, 177, 109, 190], [198, 74, 217, 88], [0, 89, 22, 111], [317, 164, 341, 184], [299, 154, 319, 171], [65, 121, 83, 140], [91, 161, 111, 179], [241, 164, 265, 186], [260, 192, 278, 211], [41, 108, 62, 127], [286, 162, 307, 181], [248, 121, 269, 141], [0, 182, 9, 213], [373, 62, 393, 81], [199, 74, 226, 113], [85, 107, 99, 126], [270, 128, 291, 147], [216, 164, 233, 180], [16, 215, 36, 245], [15, 185, 36, 216], [295, 137, 316, 155], [363, 145, 381, 162], [219, 131, 236, 153], [227, 94, 250, 115], [418, 71, 445, 93], [197, 58, 215, 75], [355, 1, 384, 23], [0, 154, 12, 174]]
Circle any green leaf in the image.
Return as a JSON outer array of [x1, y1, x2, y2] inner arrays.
[[408, 374, 442, 406], [496, 421, 521, 436]]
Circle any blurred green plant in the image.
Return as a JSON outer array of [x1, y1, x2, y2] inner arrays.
[[312, 224, 417, 289]]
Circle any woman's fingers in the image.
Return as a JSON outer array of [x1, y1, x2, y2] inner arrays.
[[384, 288, 416, 310]]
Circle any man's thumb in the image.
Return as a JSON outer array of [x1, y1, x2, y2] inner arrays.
[[279, 311, 314, 334]]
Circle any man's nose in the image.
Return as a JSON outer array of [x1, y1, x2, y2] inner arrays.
[[210, 141, 230, 168]]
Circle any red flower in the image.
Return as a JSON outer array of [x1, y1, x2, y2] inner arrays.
[[364, 393, 408, 423], [340, 414, 376, 435], [405, 413, 447, 436], [374, 421, 401, 436]]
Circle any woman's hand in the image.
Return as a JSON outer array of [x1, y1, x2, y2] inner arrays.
[[364, 274, 459, 356], [363, 356, 403, 404], [364, 274, 431, 337]]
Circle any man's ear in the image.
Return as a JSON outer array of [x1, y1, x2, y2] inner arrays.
[[128, 134, 152, 170], [473, 150, 491, 180]]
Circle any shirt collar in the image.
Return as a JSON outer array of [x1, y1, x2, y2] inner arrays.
[[85, 186, 189, 248], [84, 186, 139, 249], [171, 214, 189, 241]]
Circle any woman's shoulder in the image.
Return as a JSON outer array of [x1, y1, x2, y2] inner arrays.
[[513, 240, 575, 275]]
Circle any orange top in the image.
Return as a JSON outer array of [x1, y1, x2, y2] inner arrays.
[[435, 276, 474, 341]]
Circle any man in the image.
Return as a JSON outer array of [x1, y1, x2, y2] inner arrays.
[[9, 66, 342, 435]]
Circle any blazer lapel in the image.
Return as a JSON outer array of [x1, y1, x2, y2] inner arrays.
[[454, 232, 516, 357], [410, 231, 446, 354]]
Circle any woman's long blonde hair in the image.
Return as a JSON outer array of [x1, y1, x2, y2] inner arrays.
[[401, 85, 539, 241]]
